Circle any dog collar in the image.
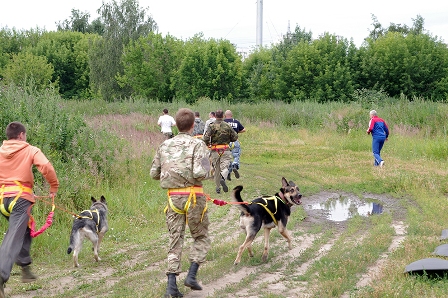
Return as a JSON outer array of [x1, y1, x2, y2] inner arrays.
[[278, 192, 293, 207]]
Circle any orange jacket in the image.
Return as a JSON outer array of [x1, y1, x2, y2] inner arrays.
[[0, 140, 59, 202]]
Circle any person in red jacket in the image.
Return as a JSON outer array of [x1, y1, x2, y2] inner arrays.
[[0, 122, 59, 297], [366, 110, 389, 167]]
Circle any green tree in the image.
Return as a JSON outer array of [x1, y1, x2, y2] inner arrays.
[[28, 31, 92, 99], [279, 34, 355, 102], [368, 14, 426, 41], [89, 0, 157, 101], [360, 32, 448, 100], [118, 33, 183, 101], [173, 36, 242, 103], [241, 47, 275, 100], [2, 52, 56, 91], [56, 9, 105, 35]]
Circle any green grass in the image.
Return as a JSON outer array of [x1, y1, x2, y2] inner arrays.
[[2, 86, 448, 296]]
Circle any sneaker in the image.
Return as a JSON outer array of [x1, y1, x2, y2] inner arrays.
[[233, 167, 240, 179], [220, 179, 228, 192], [379, 161, 385, 167], [216, 187, 221, 194]]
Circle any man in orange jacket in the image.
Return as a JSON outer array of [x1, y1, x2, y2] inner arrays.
[[0, 122, 59, 297]]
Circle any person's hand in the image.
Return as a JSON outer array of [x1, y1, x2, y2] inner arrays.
[[50, 192, 56, 199], [366, 130, 370, 134]]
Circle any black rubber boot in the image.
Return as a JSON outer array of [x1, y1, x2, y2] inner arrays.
[[164, 273, 183, 298], [21, 265, 37, 283], [184, 262, 202, 290]]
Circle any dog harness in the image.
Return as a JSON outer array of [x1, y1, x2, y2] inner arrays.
[[76, 209, 101, 233], [0, 181, 33, 217], [253, 195, 286, 225], [166, 186, 207, 223]]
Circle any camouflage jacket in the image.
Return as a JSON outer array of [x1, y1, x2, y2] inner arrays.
[[192, 118, 205, 136], [202, 119, 238, 146], [150, 132, 211, 188]]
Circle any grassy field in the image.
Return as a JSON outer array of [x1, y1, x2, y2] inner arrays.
[[1, 94, 448, 297]]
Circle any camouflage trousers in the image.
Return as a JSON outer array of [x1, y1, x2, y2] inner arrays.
[[210, 150, 232, 188], [165, 195, 210, 275]]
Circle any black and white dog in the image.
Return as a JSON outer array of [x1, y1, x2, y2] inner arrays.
[[233, 177, 302, 265], [67, 196, 109, 267]]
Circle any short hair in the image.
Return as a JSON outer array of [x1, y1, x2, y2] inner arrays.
[[369, 110, 377, 116], [209, 111, 215, 117], [175, 108, 195, 132], [215, 109, 224, 119], [6, 122, 26, 140], [225, 110, 232, 117], [163, 108, 168, 114], [194, 111, 200, 117]]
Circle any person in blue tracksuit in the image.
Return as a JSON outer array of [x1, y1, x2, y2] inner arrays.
[[224, 110, 246, 180], [366, 110, 389, 167]]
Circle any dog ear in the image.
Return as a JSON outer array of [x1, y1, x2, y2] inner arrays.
[[100, 195, 106, 203], [281, 177, 288, 188], [91, 196, 96, 203], [289, 181, 296, 187]]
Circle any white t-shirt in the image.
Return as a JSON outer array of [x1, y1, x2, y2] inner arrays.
[[158, 114, 176, 133]]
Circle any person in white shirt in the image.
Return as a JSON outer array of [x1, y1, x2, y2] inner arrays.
[[158, 109, 176, 139], [203, 111, 216, 135]]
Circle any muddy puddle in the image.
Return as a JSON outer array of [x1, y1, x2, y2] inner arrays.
[[302, 191, 397, 223]]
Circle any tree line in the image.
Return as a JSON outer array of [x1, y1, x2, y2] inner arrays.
[[0, 0, 447, 103]]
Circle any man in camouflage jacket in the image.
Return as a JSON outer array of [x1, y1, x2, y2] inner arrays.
[[150, 108, 212, 296], [202, 109, 238, 194]]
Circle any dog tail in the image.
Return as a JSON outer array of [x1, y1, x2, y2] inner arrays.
[[232, 185, 250, 215], [67, 225, 77, 254]]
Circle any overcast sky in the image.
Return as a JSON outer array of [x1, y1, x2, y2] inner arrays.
[[1, 0, 447, 51]]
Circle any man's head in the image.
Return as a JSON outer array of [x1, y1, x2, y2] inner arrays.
[[6, 122, 26, 140], [225, 110, 232, 119], [163, 108, 169, 114], [209, 111, 216, 119], [194, 111, 200, 118], [215, 110, 224, 119], [369, 110, 377, 118], [175, 108, 195, 132]]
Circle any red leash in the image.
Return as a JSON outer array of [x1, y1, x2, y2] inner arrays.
[[204, 193, 249, 206]]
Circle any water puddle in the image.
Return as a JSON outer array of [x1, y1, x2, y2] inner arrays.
[[307, 197, 383, 222]]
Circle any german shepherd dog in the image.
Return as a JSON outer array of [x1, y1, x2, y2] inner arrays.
[[232, 177, 302, 265], [67, 196, 109, 267]]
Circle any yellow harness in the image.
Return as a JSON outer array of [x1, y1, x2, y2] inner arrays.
[[76, 209, 101, 233], [0, 181, 33, 217], [165, 186, 207, 223], [254, 195, 285, 225]]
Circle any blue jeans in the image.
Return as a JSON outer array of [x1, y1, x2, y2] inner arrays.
[[229, 140, 241, 168], [372, 137, 386, 166]]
